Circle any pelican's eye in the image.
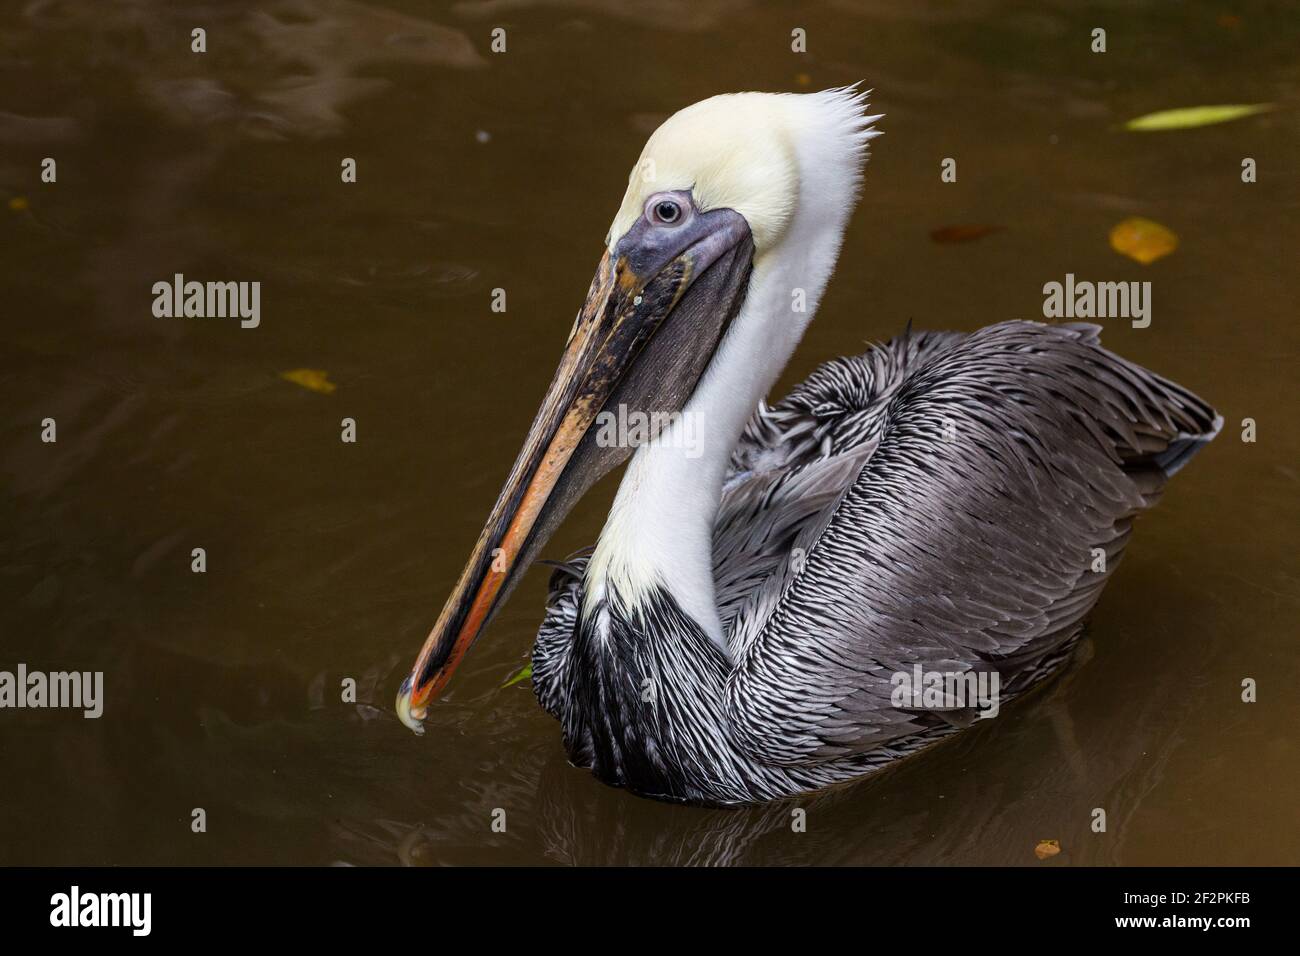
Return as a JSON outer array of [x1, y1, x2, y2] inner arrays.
[[646, 195, 685, 226], [654, 200, 681, 223]]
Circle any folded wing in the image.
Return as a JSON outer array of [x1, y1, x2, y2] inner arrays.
[[722, 321, 1219, 767]]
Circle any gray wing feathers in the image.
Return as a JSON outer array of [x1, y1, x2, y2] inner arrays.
[[536, 320, 1217, 773], [724, 320, 1217, 767]]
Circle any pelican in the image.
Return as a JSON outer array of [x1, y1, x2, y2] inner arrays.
[[396, 87, 1219, 805]]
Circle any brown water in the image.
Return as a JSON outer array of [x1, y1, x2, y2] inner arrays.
[[2, 0, 1297, 866]]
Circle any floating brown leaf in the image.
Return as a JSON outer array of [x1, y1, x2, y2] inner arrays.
[[1035, 839, 1061, 860], [1109, 217, 1178, 265], [930, 224, 1003, 244]]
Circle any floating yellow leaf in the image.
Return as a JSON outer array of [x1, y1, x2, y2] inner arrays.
[[502, 663, 531, 688], [8, 196, 28, 211], [1109, 217, 1178, 265], [1034, 839, 1061, 860], [280, 369, 336, 394], [1124, 104, 1273, 131]]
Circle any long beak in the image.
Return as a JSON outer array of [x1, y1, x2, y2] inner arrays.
[[396, 206, 753, 733]]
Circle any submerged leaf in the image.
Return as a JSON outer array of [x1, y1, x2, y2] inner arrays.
[[1124, 104, 1273, 131], [930, 224, 1003, 244], [1034, 839, 1061, 860], [502, 663, 532, 688], [280, 368, 336, 394], [1109, 217, 1178, 265]]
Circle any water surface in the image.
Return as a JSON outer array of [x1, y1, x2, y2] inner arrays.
[[1, 0, 1297, 865]]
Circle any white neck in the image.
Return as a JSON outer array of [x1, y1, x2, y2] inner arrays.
[[584, 110, 866, 654]]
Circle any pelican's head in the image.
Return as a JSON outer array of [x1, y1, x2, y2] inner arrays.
[[607, 86, 879, 259], [397, 87, 881, 731]]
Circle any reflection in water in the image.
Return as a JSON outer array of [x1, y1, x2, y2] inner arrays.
[[367, 633, 1203, 866], [245, 0, 485, 139], [1, 0, 1297, 865], [452, 0, 751, 33], [23, 0, 484, 137]]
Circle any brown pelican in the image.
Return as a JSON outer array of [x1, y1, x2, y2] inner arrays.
[[396, 87, 1219, 805]]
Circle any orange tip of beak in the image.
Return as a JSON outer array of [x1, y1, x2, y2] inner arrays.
[[395, 675, 428, 736]]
